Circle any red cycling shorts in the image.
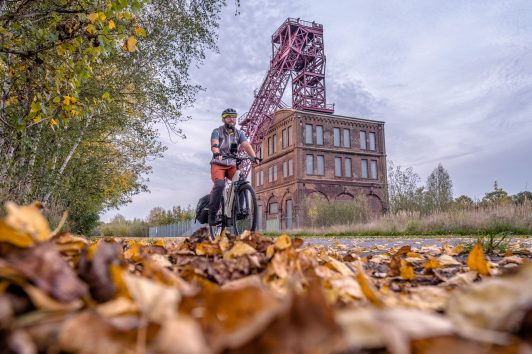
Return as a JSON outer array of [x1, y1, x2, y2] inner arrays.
[[211, 163, 237, 182]]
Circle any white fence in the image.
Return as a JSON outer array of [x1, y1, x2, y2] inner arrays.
[[148, 219, 203, 237]]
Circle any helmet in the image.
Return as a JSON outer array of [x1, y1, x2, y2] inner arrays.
[[221, 108, 237, 120]]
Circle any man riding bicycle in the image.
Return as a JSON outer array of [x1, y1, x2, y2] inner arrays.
[[209, 108, 258, 238]]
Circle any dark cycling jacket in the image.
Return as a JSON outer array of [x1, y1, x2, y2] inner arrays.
[[210, 126, 248, 166]]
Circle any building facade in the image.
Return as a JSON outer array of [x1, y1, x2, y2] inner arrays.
[[251, 108, 387, 231]]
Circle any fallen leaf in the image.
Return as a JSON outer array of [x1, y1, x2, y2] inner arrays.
[[223, 241, 257, 261], [400, 259, 415, 280], [467, 242, 490, 276]]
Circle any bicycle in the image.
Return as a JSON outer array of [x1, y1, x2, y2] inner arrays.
[[210, 154, 261, 239]]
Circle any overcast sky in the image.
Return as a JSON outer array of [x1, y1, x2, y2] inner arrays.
[[102, 0, 532, 221]]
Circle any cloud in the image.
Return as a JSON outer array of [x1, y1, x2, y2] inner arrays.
[[102, 0, 532, 221]]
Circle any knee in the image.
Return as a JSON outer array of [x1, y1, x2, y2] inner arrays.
[[212, 180, 225, 192]]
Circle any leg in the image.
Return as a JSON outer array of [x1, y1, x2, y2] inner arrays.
[[208, 179, 225, 225]]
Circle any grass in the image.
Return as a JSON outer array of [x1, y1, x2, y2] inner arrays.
[[264, 202, 532, 238]]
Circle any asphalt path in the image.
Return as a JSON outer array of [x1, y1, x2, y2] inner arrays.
[[299, 236, 532, 249]]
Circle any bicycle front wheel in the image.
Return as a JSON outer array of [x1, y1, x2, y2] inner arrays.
[[232, 183, 257, 235]]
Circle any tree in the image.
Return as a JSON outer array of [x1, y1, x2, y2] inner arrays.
[[387, 161, 423, 213], [481, 181, 512, 206], [425, 163, 453, 212], [511, 191, 532, 204], [1, 0, 230, 233], [454, 195, 474, 209]]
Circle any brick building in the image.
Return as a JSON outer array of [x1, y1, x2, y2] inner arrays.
[[251, 108, 387, 231]]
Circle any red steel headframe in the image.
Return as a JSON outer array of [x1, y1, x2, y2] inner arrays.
[[239, 18, 334, 177]]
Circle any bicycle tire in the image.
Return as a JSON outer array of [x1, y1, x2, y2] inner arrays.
[[232, 183, 257, 235]]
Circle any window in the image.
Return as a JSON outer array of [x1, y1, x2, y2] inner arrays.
[[333, 128, 340, 147], [371, 160, 378, 179], [268, 202, 278, 214], [287, 126, 292, 146], [283, 160, 288, 178], [258, 146, 263, 159], [317, 155, 324, 176], [316, 125, 323, 145], [360, 131, 367, 149], [255, 171, 260, 186], [268, 167, 273, 182], [345, 158, 352, 177], [361, 159, 368, 178], [272, 134, 277, 154], [282, 129, 287, 148], [335, 157, 342, 176], [369, 132, 376, 151], [305, 124, 313, 144], [343, 129, 350, 147], [273, 164, 278, 181], [268, 137, 272, 155], [288, 159, 293, 176], [306, 154, 313, 175], [260, 170, 263, 185]]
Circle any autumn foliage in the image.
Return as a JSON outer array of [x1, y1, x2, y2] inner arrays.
[[0, 202, 531, 353]]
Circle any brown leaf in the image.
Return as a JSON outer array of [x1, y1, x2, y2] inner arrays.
[[154, 315, 212, 354], [78, 239, 124, 302], [447, 262, 532, 335], [273, 234, 291, 250], [58, 311, 140, 354], [122, 271, 180, 324], [5, 242, 87, 302], [227, 277, 345, 354], [180, 285, 282, 352]]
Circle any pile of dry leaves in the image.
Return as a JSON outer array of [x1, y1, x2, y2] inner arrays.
[[0, 202, 531, 354]]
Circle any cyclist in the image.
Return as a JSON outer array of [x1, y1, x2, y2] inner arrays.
[[208, 108, 258, 238]]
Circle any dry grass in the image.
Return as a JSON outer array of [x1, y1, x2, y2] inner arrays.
[[276, 201, 532, 236]]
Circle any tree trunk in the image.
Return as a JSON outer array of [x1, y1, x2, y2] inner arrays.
[[42, 115, 93, 204]]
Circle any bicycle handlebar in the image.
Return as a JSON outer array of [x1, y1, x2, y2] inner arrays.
[[222, 154, 262, 164]]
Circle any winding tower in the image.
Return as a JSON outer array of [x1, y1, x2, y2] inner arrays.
[[239, 18, 334, 177]]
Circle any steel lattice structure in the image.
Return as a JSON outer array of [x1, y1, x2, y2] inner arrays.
[[239, 18, 334, 177]]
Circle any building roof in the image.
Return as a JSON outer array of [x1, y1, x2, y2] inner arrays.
[[274, 108, 385, 125]]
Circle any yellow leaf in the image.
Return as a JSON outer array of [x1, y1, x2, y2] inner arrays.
[[467, 241, 490, 276], [70, 96, 77, 104], [86, 24, 96, 34], [355, 262, 383, 307], [266, 245, 275, 258], [195, 242, 222, 257], [98, 12, 106, 21], [400, 259, 415, 280], [33, 115, 42, 123], [124, 244, 142, 262], [223, 241, 256, 260], [126, 36, 137, 52], [4, 202, 51, 242], [108, 20, 116, 30], [274, 234, 291, 250], [87, 13, 99, 23], [135, 27, 146, 37], [423, 257, 443, 270], [70, 109, 78, 116], [50, 118, 58, 126], [154, 239, 165, 247], [0, 220, 35, 248], [63, 96, 71, 105]]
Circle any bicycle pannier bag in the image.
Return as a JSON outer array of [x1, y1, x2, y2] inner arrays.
[[195, 194, 210, 224]]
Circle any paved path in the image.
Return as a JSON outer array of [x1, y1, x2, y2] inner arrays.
[[300, 236, 532, 249]]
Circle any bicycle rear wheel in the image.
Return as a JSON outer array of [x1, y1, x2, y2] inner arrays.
[[232, 183, 257, 235]]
